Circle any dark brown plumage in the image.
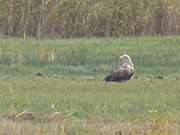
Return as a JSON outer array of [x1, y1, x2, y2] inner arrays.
[[104, 54, 135, 82], [104, 68, 134, 82]]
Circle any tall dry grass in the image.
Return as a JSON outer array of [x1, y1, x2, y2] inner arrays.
[[0, 0, 180, 38]]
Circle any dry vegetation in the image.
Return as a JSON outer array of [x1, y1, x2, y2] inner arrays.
[[0, 0, 180, 38], [0, 116, 179, 135]]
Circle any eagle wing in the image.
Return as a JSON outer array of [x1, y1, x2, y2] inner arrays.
[[105, 67, 134, 82]]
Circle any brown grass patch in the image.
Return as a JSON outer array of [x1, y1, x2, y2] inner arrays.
[[0, 112, 179, 135]]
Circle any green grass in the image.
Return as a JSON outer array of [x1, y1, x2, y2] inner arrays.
[[0, 37, 180, 76], [0, 37, 180, 134], [0, 77, 179, 122]]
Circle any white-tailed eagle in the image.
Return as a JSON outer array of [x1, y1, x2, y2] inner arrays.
[[104, 54, 135, 82]]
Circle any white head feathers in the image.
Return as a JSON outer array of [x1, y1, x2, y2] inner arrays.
[[119, 54, 134, 71]]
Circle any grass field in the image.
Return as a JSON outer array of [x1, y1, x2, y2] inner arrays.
[[0, 36, 180, 76], [0, 37, 180, 134]]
